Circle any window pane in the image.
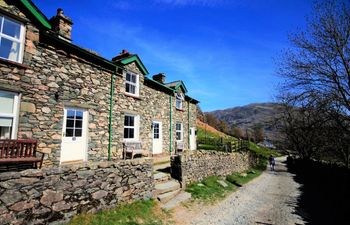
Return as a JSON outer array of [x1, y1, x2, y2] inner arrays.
[[131, 74, 136, 83], [0, 38, 20, 62], [125, 83, 130, 93], [3, 18, 21, 39], [129, 85, 135, 94], [129, 128, 134, 138], [124, 128, 128, 138], [67, 110, 75, 119], [75, 128, 82, 137], [124, 128, 134, 139], [66, 128, 74, 137], [126, 73, 131, 81], [0, 126, 11, 139], [75, 120, 82, 128], [0, 91, 14, 114], [176, 132, 181, 140], [66, 119, 74, 128], [75, 111, 83, 119]]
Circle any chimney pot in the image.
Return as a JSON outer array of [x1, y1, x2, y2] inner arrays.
[[153, 73, 166, 84], [50, 8, 73, 42]]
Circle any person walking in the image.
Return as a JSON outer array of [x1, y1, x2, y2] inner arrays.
[[269, 155, 275, 171]]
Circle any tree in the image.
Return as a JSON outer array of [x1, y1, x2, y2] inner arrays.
[[217, 120, 229, 134], [277, 0, 350, 166], [204, 113, 219, 129], [231, 126, 244, 139], [252, 125, 264, 143]]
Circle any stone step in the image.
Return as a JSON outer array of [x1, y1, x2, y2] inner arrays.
[[154, 172, 171, 184], [155, 180, 181, 195], [157, 189, 181, 203], [161, 191, 192, 210]]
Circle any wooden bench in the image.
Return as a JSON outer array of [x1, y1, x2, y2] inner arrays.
[[0, 139, 45, 169], [175, 141, 184, 154], [123, 142, 145, 159]]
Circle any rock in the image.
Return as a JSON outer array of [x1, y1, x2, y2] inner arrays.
[[52, 201, 71, 212], [240, 173, 248, 177], [41, 107, 51, 113], [20, 169, 44, 177], [0, 172, 20, 181], [40, 190, 63, 206], [217, 180, 228, 188], [92, 190, 108, 200], [77, 170, 95, 179], [20, 102, 36, 113], [0, 190, 23, 206], [47, 82, 59, 88], [9, 200, 35, 211]]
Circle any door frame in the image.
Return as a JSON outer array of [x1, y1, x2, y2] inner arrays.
[[189, 127, 197, 150], [60, 107, 89, 164]]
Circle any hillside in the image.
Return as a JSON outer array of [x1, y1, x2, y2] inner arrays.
[[209, 103, 283, 141]]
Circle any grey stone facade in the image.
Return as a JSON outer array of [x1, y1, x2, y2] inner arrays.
[[0, 0, 198, 166], [0, 158, 153, 224]]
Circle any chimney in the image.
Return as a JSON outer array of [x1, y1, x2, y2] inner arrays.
[[112, 49, 132, 61], [153, 73, 166, 84], [50, 8, 73, 42]]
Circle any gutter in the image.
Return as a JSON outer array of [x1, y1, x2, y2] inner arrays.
[[188, 99, 191, 148]]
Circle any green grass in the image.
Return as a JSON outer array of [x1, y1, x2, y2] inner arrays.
[[68, 200, 170, 225], [186, 176, 236, 202], [248, 142, 281, 159], [226, 169, 262, 186], [197, 127, 237, 143]]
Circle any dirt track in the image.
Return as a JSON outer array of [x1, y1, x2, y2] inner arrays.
[[174, 157, 305, 225]]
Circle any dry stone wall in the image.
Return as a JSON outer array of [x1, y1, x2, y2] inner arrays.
[[171, 150, 257, 185], [0, 158, 153, 225]]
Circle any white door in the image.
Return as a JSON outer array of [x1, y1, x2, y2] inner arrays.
[[152, 121, 162, 154], [190, 127, 196, 150], [60, 108, 88, 163]]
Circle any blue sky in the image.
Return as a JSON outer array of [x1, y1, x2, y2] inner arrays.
[[33, 0, 313, 111]]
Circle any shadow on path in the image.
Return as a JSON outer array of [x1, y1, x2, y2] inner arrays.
[[287, 158, 349, 225]]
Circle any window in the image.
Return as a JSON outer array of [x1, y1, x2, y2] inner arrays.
[[175, 92, 184, 110], [125, 72, 139, 96], [0, 90, 19, 139], [65, 109, 83, 137], [0, 15, 25, 63], [124, 114, 139, 141], [153, 122, 159, 139], [176, 123, 183, 141]]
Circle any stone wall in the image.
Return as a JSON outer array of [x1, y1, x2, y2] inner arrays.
[[171, 150, 256, 185], [0, 158, 153, 225]]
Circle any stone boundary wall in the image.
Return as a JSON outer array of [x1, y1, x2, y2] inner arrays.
[[0, 158, 153, 225], [171, 150, 257, 185]]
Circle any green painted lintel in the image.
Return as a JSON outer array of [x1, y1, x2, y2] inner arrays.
[[120, 55, 149, 75], [20, 0, 52, 29]]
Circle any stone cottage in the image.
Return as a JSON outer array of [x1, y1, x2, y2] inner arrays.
[[0, 0, 198, 166]]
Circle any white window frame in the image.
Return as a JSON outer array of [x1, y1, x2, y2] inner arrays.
[[123, 114, 140, 141], [176, 123, 183, 141], [0, 90, 19, 139], [0, 14, 26, 63], [125, 71, 139, 97], [175, 92, 184, 110]]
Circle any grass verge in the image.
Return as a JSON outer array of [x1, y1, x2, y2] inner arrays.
[[186, 161, 266, 203], [68, 200, 171, 225]]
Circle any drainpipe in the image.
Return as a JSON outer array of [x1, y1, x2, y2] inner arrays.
[[169, 94, 173, 155], [108, 72, 116, 161], [188, 100, 191, 149]]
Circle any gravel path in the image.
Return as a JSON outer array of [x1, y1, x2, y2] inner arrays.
[[188, 157, 305, 225]]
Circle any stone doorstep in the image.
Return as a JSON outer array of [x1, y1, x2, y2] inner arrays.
[[161, 191, 192, 210], [154, 180, 181, 195], [154, 172, 171, 184], [157, 189, 181, 203]]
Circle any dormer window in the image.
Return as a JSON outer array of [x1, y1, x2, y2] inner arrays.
[[0, 15, 25, 63], [125, 71, 139, 97], [176, 92, 184, 110]]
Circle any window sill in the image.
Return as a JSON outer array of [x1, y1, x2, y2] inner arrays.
[[124, 92, 142, 100], [176, 108, 185, 112], [0, 58, 30, 69]]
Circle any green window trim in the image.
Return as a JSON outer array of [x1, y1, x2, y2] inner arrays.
[[20, 0, 52, 29]]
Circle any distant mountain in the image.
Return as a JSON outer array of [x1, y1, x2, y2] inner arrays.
[[209, 103, 284, 141]]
